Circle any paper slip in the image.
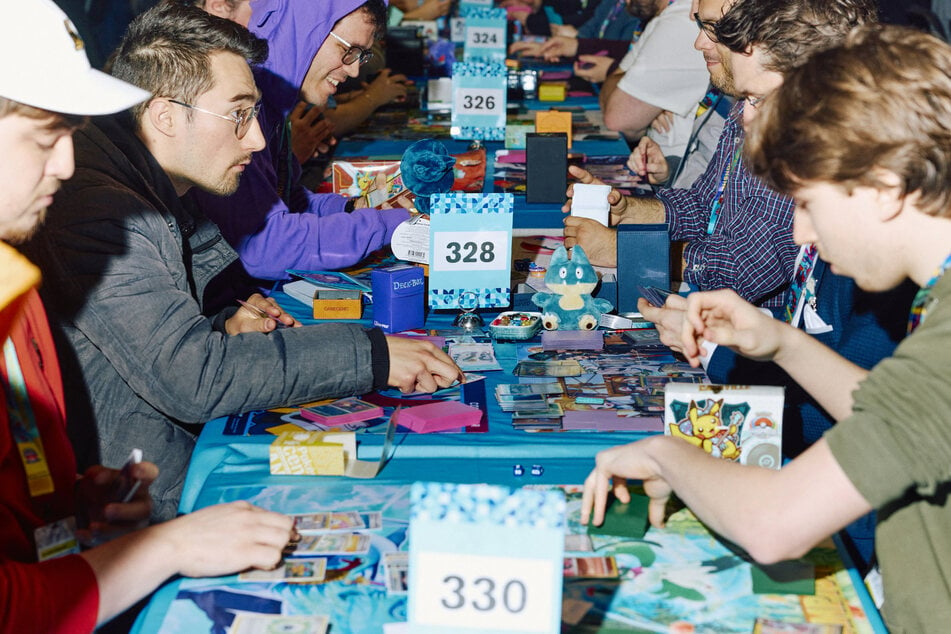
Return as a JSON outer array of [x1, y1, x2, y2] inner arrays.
[[230, 613, 329, 634], [237, 558, 327, 583]]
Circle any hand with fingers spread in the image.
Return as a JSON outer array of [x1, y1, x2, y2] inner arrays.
[[580, 439, 674, 530]]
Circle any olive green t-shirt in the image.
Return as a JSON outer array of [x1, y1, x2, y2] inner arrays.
[[826, 273, 951, 632]]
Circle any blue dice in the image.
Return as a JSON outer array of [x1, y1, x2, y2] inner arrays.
[[530, 464, 544, 476], [513, 464, 525, 476]]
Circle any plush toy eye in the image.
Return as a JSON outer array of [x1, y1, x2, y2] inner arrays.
[[575, 266, 584, 280], [558, 266, 568, 279]]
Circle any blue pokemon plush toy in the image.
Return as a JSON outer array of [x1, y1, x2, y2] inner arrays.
[[532, 245, 613, 330], [400, 138, 457, 215]]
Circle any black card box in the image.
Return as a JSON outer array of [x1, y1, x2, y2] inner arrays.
[[616, 223, 670, 314], [526, 133, 568, 204]]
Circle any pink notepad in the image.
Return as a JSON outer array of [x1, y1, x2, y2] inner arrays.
[[398, 401, 483, 433]]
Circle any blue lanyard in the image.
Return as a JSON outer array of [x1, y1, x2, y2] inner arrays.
[[706, 140, 742, 235], [908, 251, 951, 333]]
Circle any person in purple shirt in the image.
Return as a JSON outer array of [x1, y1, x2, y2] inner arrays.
[[188, 0, 411, 280]]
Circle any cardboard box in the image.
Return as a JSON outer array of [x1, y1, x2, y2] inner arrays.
[[538, 82, 566, 101], [269, 430, 356, 475], [664, 383, 784, 469], [313, 289, 362, 320], [371, 264, 425, 333]]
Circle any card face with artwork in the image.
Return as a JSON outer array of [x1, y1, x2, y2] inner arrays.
[[230, 614, 329, 634], [288, 533, 371, 557], [237, 558, 328, 583], [299, 398, 383, 426]]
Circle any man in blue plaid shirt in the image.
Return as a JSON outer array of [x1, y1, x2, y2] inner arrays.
[[564, 0, 869, 309]]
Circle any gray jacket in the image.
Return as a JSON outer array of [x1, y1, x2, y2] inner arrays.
[[25, 115, 382, 520]]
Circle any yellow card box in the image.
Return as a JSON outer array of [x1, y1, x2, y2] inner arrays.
[[313, 289, 362, 320], [269, 430, 357, 476], [538, 82, 566, 102], [535, 110, 573, 149]]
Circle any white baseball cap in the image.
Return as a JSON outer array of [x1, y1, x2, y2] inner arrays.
[[0, 0, 149, 115]]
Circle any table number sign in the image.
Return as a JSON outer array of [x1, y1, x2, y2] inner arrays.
[[451, 61, 507, 141], [428, 193, 513, 310], [408, 482, 566, 634], [461, 7, 506, 63]]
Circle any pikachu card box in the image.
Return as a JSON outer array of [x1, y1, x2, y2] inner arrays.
[[664, 383, 784, 470]]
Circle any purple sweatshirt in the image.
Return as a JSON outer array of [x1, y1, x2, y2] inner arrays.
[[191, 0, 409, 280]]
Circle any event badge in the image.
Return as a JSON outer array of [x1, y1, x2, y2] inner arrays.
[[461, 7, 506, 63], [35, 516, 80, 562], [428, 193, 513, 310], [451, 61, 507, 141], [408, 482, 566, 634]]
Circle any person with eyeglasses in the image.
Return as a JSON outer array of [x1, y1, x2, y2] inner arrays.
[[584, 25, 951, 631], [178, 0, 416, 282], [582, 0, 908, 570], [23, 3, 463, 523]]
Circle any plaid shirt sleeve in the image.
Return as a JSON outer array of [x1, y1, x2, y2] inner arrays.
[[656, 103, 798, 308]]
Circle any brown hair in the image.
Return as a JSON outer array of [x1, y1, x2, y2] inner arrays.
[[716, 0, 877, 74], [746, 25, 951, 217], [0, 97, 85, 130], [109, 2, 267, 121]]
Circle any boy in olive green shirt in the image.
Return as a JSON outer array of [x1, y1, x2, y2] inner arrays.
[[582, 25, 951, 632]]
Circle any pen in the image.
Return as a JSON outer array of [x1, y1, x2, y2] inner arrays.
[[237, 299, 289, 328]]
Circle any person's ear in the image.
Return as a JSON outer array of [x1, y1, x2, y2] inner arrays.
[[203, 0, 234, 20], [872, 168, 906, 222], [145, 99, 176, 138]]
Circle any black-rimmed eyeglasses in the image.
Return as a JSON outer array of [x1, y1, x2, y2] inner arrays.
[[168, 99, 261, 139], [693, 12, 719, 42], [328, 31, 374, 66]]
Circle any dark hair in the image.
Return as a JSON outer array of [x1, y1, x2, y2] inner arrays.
[[746, 25, 951, 217], [109, 2, 268, 121], [716, 0, 877, 73], [355, 0, 388, 40]]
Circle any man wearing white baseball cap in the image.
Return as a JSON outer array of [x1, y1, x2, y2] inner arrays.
[[0, 2, 296, 630]]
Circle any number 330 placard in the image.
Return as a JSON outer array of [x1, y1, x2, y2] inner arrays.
[[409, 482, 566, 634]]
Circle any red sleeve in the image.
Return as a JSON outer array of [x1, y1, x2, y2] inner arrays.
[[0, 554, 98, 634]]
